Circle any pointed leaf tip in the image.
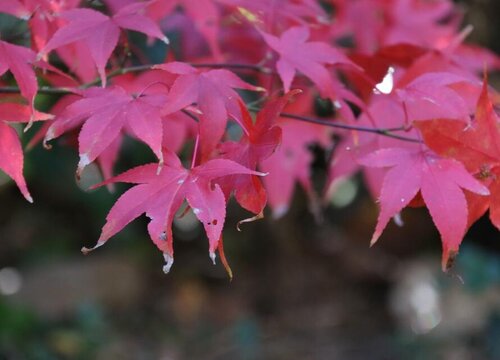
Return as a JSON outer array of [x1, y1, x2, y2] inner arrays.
[[369, 235, 379, 248], [442, 249, 459, 272], [209, 251, 217, 265], [81, 240, 105, 255], [76, 154, 91, 179], [163, 253, 174, 274], [25, 193, 33, 204]]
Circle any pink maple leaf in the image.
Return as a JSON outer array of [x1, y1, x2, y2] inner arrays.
[[359, 147, 489, 270], [83, 151, 265, 273], [218, 91, 300, 215], [0, 104, 52, 202], [416, 78, 500, 230], [261, 26, 357, 98], [0, 40, 38, 112], [154, 61, 264, 160], [44, 86, 167, 176], [39, 2, 168, 86], [0, 0, 30, 18]]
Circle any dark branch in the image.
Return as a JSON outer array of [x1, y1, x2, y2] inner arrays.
[[280, 112, 422, 143]]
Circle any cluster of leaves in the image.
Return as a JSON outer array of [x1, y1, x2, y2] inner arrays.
[[1, 0, 499, 274]]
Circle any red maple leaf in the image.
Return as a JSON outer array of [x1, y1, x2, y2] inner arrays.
[[44, 86, 167, 176], [259, 90, 331, 218], [83, 150, 264, 273], [261, 26, 356, 98], [359, 147, 489, 270], [147, 0, 222, 58], [218, 90, 300, 216], [154, 62, 264, 159], [0, 104, 52, 202], [0, 0, 30, 18], [0, 40, 39, 112], [39, 2, 168, 86], [416, 78, 500, 230], [332, 0, 460, 52]]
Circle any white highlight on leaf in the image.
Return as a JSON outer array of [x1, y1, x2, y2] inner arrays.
[[374, 66, 395, 94], [177, 179, 185, 185], [163, 253, 174, 274], [78, 153, 91, 171], [193, 208, 201, 215]]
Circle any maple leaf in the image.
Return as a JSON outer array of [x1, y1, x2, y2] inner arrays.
[[0, 122, 32, 202], [146, 0, 223, 58], [251, 90, 329, 217], [44, 86, 167, 176], [218, 91, 300, 216], [261, 26, 356, 98], [0, 103, 53, 123], [0, 40, 39, 113], [359, 147, 489, 270], [0, 1, 97, 82], [0, 104, 52, 203], [154, 62, 264, 159], [39, 2, 168, 86], [395, 71, 479, 123], [0, 0, 30, 19], [416, 78, 500, 229], [261, 120, 329, 218], [332, 0, 459, 52], [83, 151, 265, 273]]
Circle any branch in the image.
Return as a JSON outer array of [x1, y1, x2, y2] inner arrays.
[[0, 84, 421, 143], [0, 86, 74, 95], [0, 62, 270, 94], [280, 112, 422, 143]]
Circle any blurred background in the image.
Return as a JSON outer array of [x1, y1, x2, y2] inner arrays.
[[1, 0, 500, 359]]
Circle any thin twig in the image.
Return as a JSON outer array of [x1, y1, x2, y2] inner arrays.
[[0, 84, 420, 143], [280, 112, 421, 143], [0, 86, 74, 95]]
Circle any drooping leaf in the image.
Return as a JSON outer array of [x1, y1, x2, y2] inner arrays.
[[84, 151, 265, 272], [0, 40, 38, 112], [0, 121, 32, 202], [359, 147, 489, 270]]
